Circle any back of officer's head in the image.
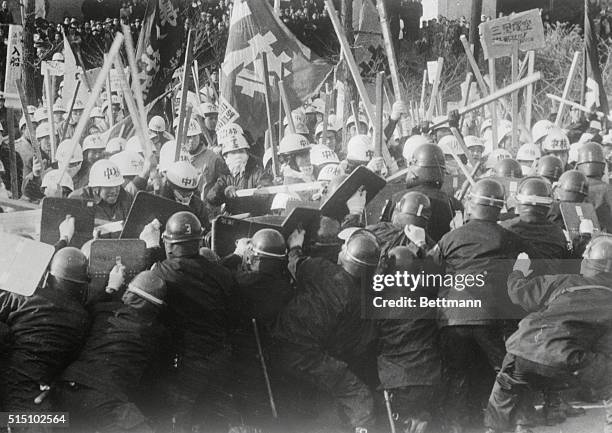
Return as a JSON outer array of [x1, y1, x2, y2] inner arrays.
[[162, 211, 204, 258], [245, 229, 287, 274], [466, 179, 505, 222], [385, 246, 422, 275], [580, 235, 612, 278], [515, 177, 553, 223], [122, 271, 166, 314], [338, 229, 380, 280], [48, 247, 89, 302], [391, 191, 431, 229]]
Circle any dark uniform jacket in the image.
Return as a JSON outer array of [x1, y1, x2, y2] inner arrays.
[[505, 271, 612, 370], [206, 157, 269, 207], [586, 178, 612, 232], [60, 302, 168, 402], [159, 183, 211, 232], [69, 186, 133, 223], [431, 219, 528, 327]]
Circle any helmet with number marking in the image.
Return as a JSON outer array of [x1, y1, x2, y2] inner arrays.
[[317, 164, 342, 182], [347, 134, 374, 162], [221, 133, 250, 155], [88, 159, 124, 187], [83, 133, 106, 151], [49, 247, 88, 284], [148, 115, 166, 132], [438, 134, 465, 156], [162, 211, 204, 244], [279, 133, 310, 156], [542, 127, 570, 152], [166, 161, 199, 191], [55, 139, 83, 164], [310, 144, 339, 166], [109, 151, 145, 177]]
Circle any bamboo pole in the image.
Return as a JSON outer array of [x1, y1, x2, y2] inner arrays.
[[426, 57, 443, 121], [460, 35, 488, 96], [15, 79, 42, 163], [511, 41, 519, 151], [488, 57, 499, 148], [175, 30, 195, 161], [374, 72, 384, 157], [44, 70, 56, 161], [525, 50, 535, 129], [278, 80, 295, 134], [555, 51, 581, 127], [261, 52, 279, 178]]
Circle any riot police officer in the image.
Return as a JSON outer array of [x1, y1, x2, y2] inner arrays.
[[575, 141, 612, 232]]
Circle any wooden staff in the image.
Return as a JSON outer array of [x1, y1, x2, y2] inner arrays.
[[44, 70, 56, 161], [511, 41, 519, 151], [555, 51, 580, 127], [62, 80, 82, 141], [175, 30, 195, 161], [460, 35, 488, 96], [350, 99, 360, 133], [192, 60, 201, 100], [458, 161, 483, 201], [278, 67, 285, 141], [374, 72, 384, 157], [105, 54, 114, 129], [430, 73, 542, 128], [261, 52, 279, 177], [15, 79, 42, 163], [204, 67, 219, 102], [57, 34, 125, 183], [176, 106, 193, 163], [525, 50, 535, 129], [488, 57, 499, 149], [321, 83, 331, 145], [278, 80, 294, 134], [6, 108, 18, 198], [546, 93, 605, 117], [426, 57, 443, 121], [252, 318, 278, 419], [459, 73, 473, 130], [450, 127, 475, 168], [419, 69, 427, 120]]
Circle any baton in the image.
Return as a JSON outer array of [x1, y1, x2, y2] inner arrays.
[[252, 318, 278, 419], [383, 390, 397, 433]]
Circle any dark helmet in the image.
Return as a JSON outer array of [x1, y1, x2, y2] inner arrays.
[[126, 270, 166, 306], [516, 176, 553, 205], [387, 246, 420, 273], [581, 235, 612, 274], [340, 229, 380, 278], [162, 211, 204, 244], [494, 158, 523, 178], [49, 247, 88, 284], [251, 229, 286, 259], [406, 143, 445, 185], [392, 191, 432, 227], [576, 141, 606, 178], [469, 178, 505, 208], [536, 155, 564, 182], [555, 170, 589, 202]]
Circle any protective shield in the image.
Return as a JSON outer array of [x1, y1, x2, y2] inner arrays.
[[365, 183, 406, 225], [120, 191, 190, 239], [211, 215, 281, 258], [88, 239, 147, 298], [488, 176, 521, 207], [284, 200, 320, 215], [0, 232, 55, 296], [282, 207, 321, 236], [225, 195, 274, 216], [441, 172, 466, 197], [0, 209, 41, 240], [560, 202, 601, 242], [320, 166, 386, 220], [40, 197, 95, 248]]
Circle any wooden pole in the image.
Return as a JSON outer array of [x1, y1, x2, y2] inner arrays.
[[459, 73, 473, 129], [15, 79, 42, 164], [321, 83, 331, 145], [374, 72, 384, 157], [426, 57, 444, 121], [175, 30, 195, 161], [450, 127, 475, 168], [460, 35, 488, 97], [469, 0, 483, 60], [488, 57, 499, 148], [261, 52, 279, 178], [105, 54, 114, 130], [21, 0, 37, 105], [555, 51, 581, 127], [278, 80, 295, 134], [44, 70, 56, 161], [546, 93, 605, 117], [204, 67, 219, 102], [61, 80, 81, 142], [419, 69, 427, 120], [7, 108, 18, 198], [525, 50, 535, 130], [511, 41, 519, 151], [278, 67, 284, 141]]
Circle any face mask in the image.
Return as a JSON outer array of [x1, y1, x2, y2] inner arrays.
[[173, 189, 193, 205], [225, 152, 248, 176]]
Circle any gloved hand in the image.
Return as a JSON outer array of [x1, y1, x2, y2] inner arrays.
[[44, 182, 61, 198], [347, 189, 367, 215], [579, 218, 594, 235], [366, 157, 388, 177], [0, 181, 9, 199], [32, 157, 42, 177], [106, 258, 126, 294], [404, 224, 426, 247], [59, 215, 76, 243], [449, 210, 464, 229], [287, 228, 305, 249], [139, 218, 161, 248], [390, 101, 408, 121], [234, 238, 252, 257], [448, 109, 461, 129], [225, 185, 237, 199], [513, 252, 533, 277]]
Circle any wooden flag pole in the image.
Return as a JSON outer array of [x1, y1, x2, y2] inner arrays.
[[261, 52, 279, 178], [321, 83, 331, 145], [426, 57, 444, 121], [105, 54, 114, 130], [6, 109, 18, 198], [61, 80, 82, 142], [278, 80, 295, 134], [459, 73, 473, 130], [278, 67, 284, 141], [44, 69, 57, 162], [15, 79, 42, 164], [175, 30, 195, 161], [374, 72, 384, 157], [419, 70, 427, 121], [460, 35, 489, 96], [555, 51, 581, 127], [57, 34, 125, 183], [546, 93, 605, 117], [488, 57, 499, 148], [511, 41, 519, 151], [525, 50, 535, 130]]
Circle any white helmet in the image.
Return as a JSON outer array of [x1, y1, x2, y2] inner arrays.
[[516, 143, 541, 162], [35, 122, 51, 139], [531, 119, 554, 143], [27, 105, 36, 115], [346, 134, 374, 162], [104, 137, 126, 153], [311, 98, 325, 114], [568, 141, 583, 164], [33, 107, 47, 123], [83, 134, 105, 151], [109, 151, 144, 176], [42, 169, 73, 191], [148, 115, 166, 132], [270, 192, 301, 211], [90, 106, 105, 119], [345, 113, 368, 128], [200, 102, 218, 116], [464, 135, 484, 150], [317, 164, 342, 182], [55, 139, 83, 164], [310, 144, 339, 166], [88, 159, 124, 187], [542, 127, 570, 152], [285, 122, 309, 136], [279, 133, 310, 156], [479, 118, 493, 136], [402, 134, 433, 162], [186, 119, 202, 136], [579, 132, 595, 144], [217, 123, 244, 143], [72, 100, 85, 111], [221, 133, 250, 155], [166, 160, 199, 190], [159, 140, 189, 172], [126, 136, 144, 154], [497, 120, 513, 145], [437, 135, 465, 156], [314, 121, 339, 137], [485, 148, 512, 169], [52, 102, 66, 114], [19, 116, 26, 130], [51, 52, 64, 62]]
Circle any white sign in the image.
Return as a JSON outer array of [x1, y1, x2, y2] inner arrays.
[[217, 95, 239, 130], [41, 60, 64, 77], [479, 9, 545, 60], [4, 25, 23, 108], [427, 61, 438, 85]]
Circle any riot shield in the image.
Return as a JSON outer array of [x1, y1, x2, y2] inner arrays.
[[365, 183, 406, 225], [560, 202, 601, 241], [88, 239, 147, 296], [211, 215, 281, 258], [120, 191, 190, 239], [225, 195, 274, 216], [40, 197, 95, 248]]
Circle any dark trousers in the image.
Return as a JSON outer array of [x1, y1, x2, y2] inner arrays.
[[440, 325, 507, 426]]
